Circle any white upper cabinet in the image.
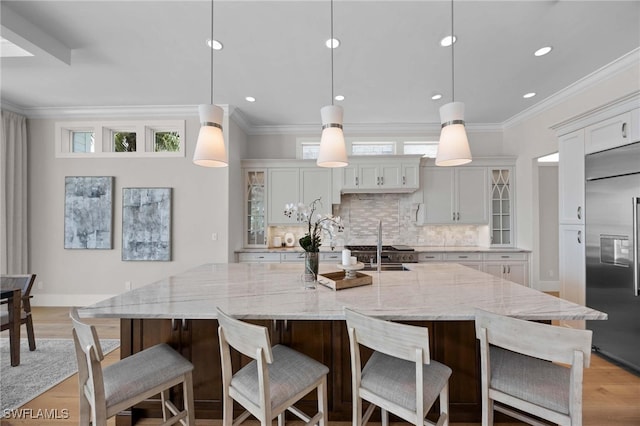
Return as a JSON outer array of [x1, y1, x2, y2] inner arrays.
[[267, 167, 332, 225], [558, 130, 585, 225], [422, 167, 488, 224], [337, 155, 421, 193], [268, 168, 300, 225], [585, 108, 640, 154]]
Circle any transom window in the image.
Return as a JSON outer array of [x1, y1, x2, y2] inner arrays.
[[296, 138, 439, 159], [56, 120, 185, 158]]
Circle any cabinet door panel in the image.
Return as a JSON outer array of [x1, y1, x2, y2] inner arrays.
[[456, 168, 488, 224], [379, 164, 402, 188], [268, 169, 299, 225], [402, 163, 420, 188], [359, 164, 379, 188], [300, 168, 332, 215], [423, 168, 455, 224], [559, 224, 585, 305], [585, 111, 633, 154], [558, 131, 585, 225]]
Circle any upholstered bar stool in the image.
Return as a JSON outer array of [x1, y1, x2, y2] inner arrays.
[[474, 309, 593, 426], [216, 307, 329, 426], [345, 308, 451, 426], [70, 308, 195, 426]]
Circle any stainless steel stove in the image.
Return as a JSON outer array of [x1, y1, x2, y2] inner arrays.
[[344, 245, 417, 270]]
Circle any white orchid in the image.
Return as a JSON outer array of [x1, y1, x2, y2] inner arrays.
[[283, 198, 343, 252]]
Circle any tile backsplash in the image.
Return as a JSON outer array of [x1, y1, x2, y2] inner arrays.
[[268, 193, 489, 248]]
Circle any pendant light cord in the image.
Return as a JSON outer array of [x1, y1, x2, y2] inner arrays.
[[451, 0, 455, 102], [330, 0, 335, 105], [210, 0, 214, 105]]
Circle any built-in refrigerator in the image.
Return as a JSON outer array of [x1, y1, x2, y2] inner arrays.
[[585, 141, 640, 374]]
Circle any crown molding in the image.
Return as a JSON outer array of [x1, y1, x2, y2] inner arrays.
[[502, 48, 640, 130]]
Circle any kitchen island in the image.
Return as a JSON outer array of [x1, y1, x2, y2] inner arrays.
[[82, 262, 605, 425]]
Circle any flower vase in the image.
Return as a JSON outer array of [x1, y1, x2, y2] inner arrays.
[[303, 251, 319, 289]]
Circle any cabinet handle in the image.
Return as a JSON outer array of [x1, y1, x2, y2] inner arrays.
[[456, 212, 460, 221], [182, 318, 188, 331], [577, 206, 582, 220], [355, 176, 359, 186], [502, 265, 505, 274], [452, 212, 456, 221], [459, 255, 468, 259], [258, 256, 264, 259], [507, 265, 511, 274], [501, 255, 509, 258], [577, 230, 582, 244], [622, 122, 628, 139], [171, 319, 178, 331], [402, 176, 406, 185], [380, 176, 384, 185]]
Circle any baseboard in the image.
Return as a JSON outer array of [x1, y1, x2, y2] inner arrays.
[[32, 293, 117, 307]]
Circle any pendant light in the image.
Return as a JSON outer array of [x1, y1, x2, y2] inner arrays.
[[436, 0, 472, 167], [193, 0, 228, 168], [317, 0, 348, 168]]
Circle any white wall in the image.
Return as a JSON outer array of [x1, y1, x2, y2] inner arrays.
[[537, 164, 559, 290], [27, 113, 245, 306]]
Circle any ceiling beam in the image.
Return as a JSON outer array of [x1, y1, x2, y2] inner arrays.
[[1, 3, 71, 65]]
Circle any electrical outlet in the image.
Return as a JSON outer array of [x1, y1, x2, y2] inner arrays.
[[125, 281, 132, 290], [211, 232, 218, 241], [37, 281, 43, 290]]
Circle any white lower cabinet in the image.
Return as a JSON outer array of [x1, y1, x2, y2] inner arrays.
[[442, 252, 483, 270], [237, 252, 281, 263], [559, 224, 586, 305], [482, 252, 529, 286]]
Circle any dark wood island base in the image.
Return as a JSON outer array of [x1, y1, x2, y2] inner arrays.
[[116, 318, 480, 425]]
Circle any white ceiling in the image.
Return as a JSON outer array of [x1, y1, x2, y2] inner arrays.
[[1, 1, 639, 132]]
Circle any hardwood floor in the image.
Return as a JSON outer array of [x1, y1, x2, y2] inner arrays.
[[1, 307, 639, 426]]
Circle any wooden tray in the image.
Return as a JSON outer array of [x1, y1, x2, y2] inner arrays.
[[317, 271, 372, 291]]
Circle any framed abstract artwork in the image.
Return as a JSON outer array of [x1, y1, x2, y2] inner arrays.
[[122, 187, 172, 261], [64, 176, 113, 249]]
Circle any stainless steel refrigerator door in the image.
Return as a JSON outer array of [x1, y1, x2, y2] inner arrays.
[[586, 173, 640, 373]]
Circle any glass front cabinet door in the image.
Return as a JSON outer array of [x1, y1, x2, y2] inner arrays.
[[490, 168, 513, 246], [245, 170, 266, 246]]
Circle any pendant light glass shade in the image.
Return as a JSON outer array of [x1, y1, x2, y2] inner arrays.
[[317, 105, 348, 168], [436, 101, 472, 166], [193, 104, 228, 167]]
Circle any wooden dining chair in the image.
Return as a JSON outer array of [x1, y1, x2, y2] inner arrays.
[[70, 308, 195, 426], [216, 307, 329, 426], [1, 274, 37, 350], [474, 309, 593, 426], [345, 308, 451, 426]]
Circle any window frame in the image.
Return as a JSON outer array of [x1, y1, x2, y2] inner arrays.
[[55, 120, 185, 158], [295, 136, 440, 159]]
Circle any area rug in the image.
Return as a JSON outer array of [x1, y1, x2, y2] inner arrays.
[[0, 338, 119, 412]]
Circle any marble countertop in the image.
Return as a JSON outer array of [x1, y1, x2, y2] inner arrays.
[[236, 246, 530, 253], [81, 263, 604, 321]]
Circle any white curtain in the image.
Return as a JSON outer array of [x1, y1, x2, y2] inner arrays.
[[0, 110, 29, 274]]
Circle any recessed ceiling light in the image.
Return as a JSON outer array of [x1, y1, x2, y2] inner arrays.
[[523, 92, 536, 99], [245, 96, 256, 103], [440, 35, 457, 47], [334, 95, 345, 101], [207, 39, 223, 50], [325, 38, 340, 49], [431, 93, 443, 101], [534, 46, 552, 57]]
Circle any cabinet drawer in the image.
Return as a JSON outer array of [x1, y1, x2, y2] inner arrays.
[[418, 252, 443, 262], [281, 252, 306, 262], [238, 253, 280, 263], [483, 252, 528, 261], [443, 252, 482, 261], [320, 252, 342, 262]]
